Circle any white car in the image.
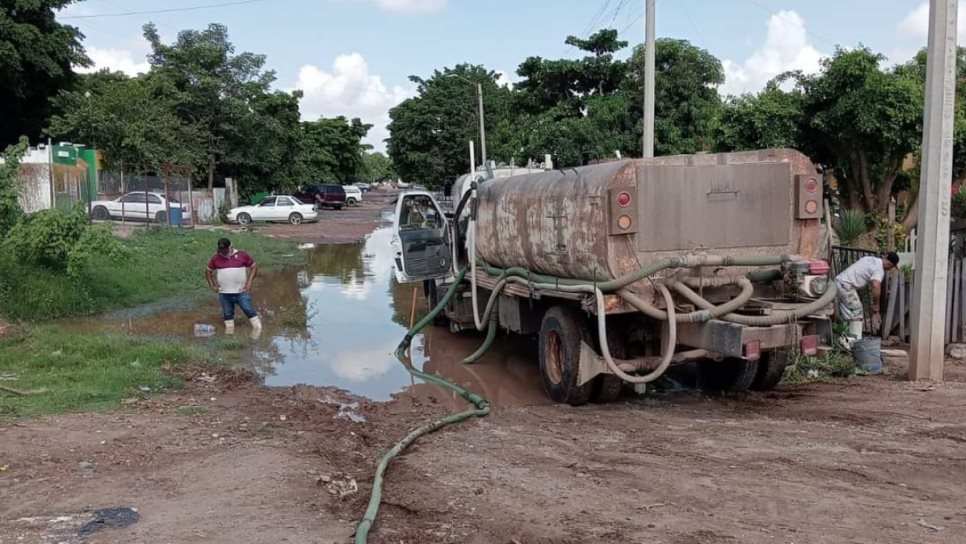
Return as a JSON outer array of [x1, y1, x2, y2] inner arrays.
[[226, 195, 318, 225], [90, 192, 188, 223], [344, 185, 363, 206]]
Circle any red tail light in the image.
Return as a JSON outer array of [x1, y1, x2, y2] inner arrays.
[[809, 260, 830, 275], [804, 177, 819, 193], [617, 191, 631, 207]]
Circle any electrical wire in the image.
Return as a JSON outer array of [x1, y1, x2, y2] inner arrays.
[[60, 0, 273, 19]]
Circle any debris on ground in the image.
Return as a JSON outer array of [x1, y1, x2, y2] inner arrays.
[[946, 343, 966, 359], [317, 472, 358, 498]]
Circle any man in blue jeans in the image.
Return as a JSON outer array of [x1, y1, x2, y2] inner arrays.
[[205, 238, 261, 335]]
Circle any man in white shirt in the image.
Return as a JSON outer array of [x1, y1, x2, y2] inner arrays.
[[835, 252, 899, 343]]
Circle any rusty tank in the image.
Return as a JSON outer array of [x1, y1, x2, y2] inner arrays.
[[474, 149, 825, 282]]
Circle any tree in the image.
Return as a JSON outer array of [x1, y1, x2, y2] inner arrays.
[[294, 117, 372, 184], [361, 152, 395, 182], [388, 64, 511, 188], [715, 75, 804, 152], [0, 0, 89, 146], [0, 138, 27, 236], [47, 71, 202, 170], [143, 23, 282, 190], [797, 48, 924, 218], [624, 39, 724, 155]]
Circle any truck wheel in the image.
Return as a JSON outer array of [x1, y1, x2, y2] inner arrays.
[[538, 306, 594, 406], [696, 357, 759, 394], [750, 351, 791, 391]]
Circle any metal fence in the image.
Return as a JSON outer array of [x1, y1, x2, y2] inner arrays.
[[95, 164, 197, 227]]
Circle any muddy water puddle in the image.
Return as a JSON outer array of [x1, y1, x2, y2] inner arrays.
[[69, 227, 548, 407]]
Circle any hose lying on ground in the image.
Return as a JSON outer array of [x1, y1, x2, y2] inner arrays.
[[354, 267, 491, 544]]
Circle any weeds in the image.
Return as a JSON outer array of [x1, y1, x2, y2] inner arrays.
[[215, 336, 247, 351], [784, 349, 856, 384], [177, 406, 209, 416], [0, 227, 304, 321], [0, 326, 208, 418]]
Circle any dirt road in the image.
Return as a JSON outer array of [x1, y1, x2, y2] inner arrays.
[[254, 190, 395, 244], [4, 193, 966, 543], [3, 355, 966, 544]]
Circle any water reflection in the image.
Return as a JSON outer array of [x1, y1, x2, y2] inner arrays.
[[67, 226, 548, 406]]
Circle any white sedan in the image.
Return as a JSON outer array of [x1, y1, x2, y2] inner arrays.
[[226, 195, 318, 225], [90, 192, 188, 223]]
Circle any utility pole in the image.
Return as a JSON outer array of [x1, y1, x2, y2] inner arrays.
[[476, 82, 487, 167], [910, 0, 958, 381], [643, 0, 655, 158]]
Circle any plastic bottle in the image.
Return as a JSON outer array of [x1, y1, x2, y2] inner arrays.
[[194, 324, 216, 337]]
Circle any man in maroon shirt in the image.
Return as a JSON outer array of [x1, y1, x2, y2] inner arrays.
[[205, 238, 261, 335]]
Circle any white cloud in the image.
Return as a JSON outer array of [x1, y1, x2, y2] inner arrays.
[[76, 47, 150, 76], [294, 52, 413, 150], [495, 69, 514, 88], [353, 0, 446, 13], [897, 1, 966, 43], [720, 10, 824, 96]]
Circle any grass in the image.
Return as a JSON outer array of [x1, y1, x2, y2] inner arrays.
[[0, 227, 305, 322], [783, 349, 856, 384], [0, 325, 213, 418], [177, 406, 209, 416]]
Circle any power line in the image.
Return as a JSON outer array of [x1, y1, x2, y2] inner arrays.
[[60, 0, 272, 19], [619, 9, 644, 36], [582, 0, 614, 36], [680, 0, 706, 49], [740, 0, 836, 47]]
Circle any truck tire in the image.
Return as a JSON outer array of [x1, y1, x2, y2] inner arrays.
[[750, 351, 791, 391], [696, 357, 759, 394], [538, 306, 594, 406]]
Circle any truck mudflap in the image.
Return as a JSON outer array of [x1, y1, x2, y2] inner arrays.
[[575, 317, 832, 386]]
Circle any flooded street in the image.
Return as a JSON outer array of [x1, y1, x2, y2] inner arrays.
[[72, 226, 548, 406]]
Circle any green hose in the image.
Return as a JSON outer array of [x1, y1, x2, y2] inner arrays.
[[464, 310, 498, 363], [355, 267, 490, 544], [481, 253, 790, 293]]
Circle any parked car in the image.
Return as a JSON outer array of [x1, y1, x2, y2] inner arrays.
[[344, 185, 363, 206], [355, 183, 372, 193], [226, 195, 318, 225], [90, 192, 188, 223], [293, 184, 346, 210]]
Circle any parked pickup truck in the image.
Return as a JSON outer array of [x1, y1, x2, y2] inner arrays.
[[294, 184, 346, 210]]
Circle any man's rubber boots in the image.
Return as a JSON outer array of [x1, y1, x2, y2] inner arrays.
[[250, 315, 263, 331]]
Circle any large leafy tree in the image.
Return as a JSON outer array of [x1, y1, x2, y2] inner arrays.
[[714, 75, 805, 152], [0, 0, 89, 146], [387, 64, 511, 188], [361, 152, 395, 182], [798, 48, 924, 217], [47, 71, 202, 170], [294, 117, 372, 184], [143, 23, 286, 190]]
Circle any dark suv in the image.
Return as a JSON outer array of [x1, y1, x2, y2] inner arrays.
[[294, 184, 347, 210]]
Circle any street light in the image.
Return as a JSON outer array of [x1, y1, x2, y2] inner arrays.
[[446, 74, 487, 168]]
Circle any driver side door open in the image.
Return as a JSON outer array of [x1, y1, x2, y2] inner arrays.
[[391, 192, 452, 283]]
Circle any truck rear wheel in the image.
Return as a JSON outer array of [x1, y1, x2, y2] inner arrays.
[[539, 306, 594, 406], [750, 351, 791, 391], [696, 357, 759, 394]]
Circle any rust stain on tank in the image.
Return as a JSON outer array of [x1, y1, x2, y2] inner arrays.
[[475, 149, 824, 287]]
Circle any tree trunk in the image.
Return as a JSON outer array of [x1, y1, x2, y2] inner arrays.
[[902, 193, 920, 232], [858, 150, 875, 212], [207, 134, 216, 192]]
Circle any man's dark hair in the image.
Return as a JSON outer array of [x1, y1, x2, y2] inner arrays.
[[885, 252, 899, 266], [217, 238, 231, 250]]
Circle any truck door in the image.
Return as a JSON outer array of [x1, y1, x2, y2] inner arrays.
[[392, 192, 452, 283]]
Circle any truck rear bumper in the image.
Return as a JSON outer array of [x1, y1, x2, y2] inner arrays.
[[675, 317, 832, 359]]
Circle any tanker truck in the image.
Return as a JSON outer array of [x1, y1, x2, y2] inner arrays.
[[390, 149, 835, 405]]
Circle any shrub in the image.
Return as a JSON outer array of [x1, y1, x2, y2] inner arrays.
[[835, 209, 867, 246]]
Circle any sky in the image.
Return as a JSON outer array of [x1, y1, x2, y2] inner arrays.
[[56, 0, 953, 150]]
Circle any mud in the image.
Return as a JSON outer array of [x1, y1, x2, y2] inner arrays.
[[4, 193, 966, 543], [253, 190, 396, 244]]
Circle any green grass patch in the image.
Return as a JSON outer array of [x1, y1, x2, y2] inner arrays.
[[783, 349, 856, 384], [177, 406, 209, 416], [0, 326, 209, 418], [214, 336, 247, 351], [0, 227, 304, 321]]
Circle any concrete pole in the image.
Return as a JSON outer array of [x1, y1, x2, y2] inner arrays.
[[476, 83, 487, 168], [469, 140, 476, 178], [910, 0, 958, 381], [643, 0, 655, 158]]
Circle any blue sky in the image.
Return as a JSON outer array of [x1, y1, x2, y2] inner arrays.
[[57, 0, 946, 149]]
